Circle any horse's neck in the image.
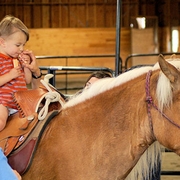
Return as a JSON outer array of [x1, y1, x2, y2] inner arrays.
[[85, 81, 155, 176], [118, 75, 158, 179]]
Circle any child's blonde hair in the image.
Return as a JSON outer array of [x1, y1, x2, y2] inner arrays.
[[0, 15, 29, 41]]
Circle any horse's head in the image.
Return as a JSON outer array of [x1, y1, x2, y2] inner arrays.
[[153, 54, 180, 154]]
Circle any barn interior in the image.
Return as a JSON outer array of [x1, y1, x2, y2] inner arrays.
[[1, 0, 180, 179]]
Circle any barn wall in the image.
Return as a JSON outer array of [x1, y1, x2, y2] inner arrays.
[[26, 27, 171, 69], [26, 27, 130, 69]]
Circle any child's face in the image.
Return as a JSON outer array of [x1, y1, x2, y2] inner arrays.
[[1, 30, 27, 58]]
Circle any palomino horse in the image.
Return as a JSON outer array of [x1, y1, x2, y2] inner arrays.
[[22, 54, 180, 180]]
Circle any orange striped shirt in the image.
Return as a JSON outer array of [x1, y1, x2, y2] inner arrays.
[[0, 53, 27, 109]]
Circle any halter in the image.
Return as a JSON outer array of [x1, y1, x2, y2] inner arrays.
[[145, 70, 180, 137]]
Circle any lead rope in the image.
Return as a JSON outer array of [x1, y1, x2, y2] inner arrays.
[[36, 75, 64, 120], [145, 70, 180, 130]]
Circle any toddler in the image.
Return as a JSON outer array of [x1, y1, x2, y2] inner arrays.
[[0, 15, 32, 131]]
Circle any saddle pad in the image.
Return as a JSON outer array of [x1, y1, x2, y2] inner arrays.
[[8, 138, 37, 175]]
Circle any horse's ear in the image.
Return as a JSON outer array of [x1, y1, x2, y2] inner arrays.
[[158, 54, 180, 83]]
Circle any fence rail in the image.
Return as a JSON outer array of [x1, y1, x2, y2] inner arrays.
[[40, 65, 114, 89], [37, 55, 119, 93]]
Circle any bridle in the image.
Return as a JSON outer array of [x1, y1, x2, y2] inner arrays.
[[145, 70, 180, 136]]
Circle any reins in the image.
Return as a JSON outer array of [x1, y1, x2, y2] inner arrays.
[[145, 70, 180, 132]]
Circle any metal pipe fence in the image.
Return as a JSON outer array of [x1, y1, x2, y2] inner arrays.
[[37, 55, 117, 93]]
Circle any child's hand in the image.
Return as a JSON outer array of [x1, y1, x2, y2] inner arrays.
[[9, 67, 22, 79]]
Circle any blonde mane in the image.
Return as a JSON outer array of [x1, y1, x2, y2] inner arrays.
[[64, 58, 180, 110], [153, 58, 180, 111], [64, 66, 153, 109]]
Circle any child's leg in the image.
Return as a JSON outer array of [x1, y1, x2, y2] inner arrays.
[[0, 104, 8, 131]]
